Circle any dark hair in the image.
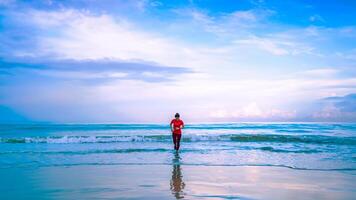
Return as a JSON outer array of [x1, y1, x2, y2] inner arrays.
[[175, 113, 180, 118]]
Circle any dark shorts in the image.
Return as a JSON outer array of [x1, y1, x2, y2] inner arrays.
[[172, 133, 182, 150]]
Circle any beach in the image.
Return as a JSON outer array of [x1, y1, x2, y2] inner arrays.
[[1, 164, 355, 200], [0, 123, 355, 199]]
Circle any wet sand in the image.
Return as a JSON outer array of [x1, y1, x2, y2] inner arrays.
[[1, 164, 355, 200]]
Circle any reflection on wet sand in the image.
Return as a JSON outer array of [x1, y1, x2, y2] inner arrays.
[[170, 152, 185, 199]]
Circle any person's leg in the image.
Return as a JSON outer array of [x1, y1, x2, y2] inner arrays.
[[172, 133, 177, 150], [176, 134, 182, 150]]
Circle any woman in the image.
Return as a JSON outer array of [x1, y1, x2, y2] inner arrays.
[[170, 113, 184, 151]]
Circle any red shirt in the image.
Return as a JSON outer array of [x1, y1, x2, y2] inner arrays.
[[170, 119, 184, 134]]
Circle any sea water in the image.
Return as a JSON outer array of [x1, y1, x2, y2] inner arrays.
[[0, 123, 355, 170]]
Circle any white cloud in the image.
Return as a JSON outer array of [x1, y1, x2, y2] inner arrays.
[[4, 65, 356, 122], [230, 10, 258, 21], [234, 37, 288, 55], [299, 68, 339, 78], [23, 9, 241, 72], [141, 71, 164, 78], [172, 8, 273, 36], [172, 9, 225, 35], [209, 102, 296, 120], [234, 35, 314, 56], [27, 9, 192, 67], [309, 14, 324, 23], [335, 49, 356, 60], [226, 9, 274, 25], [30, 69, 128, 79]]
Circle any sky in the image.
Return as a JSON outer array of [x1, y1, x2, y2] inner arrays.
[[0, 0, 355, 123]]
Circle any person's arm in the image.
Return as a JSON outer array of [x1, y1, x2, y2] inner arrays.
[[170, 120, 174, 133], [181, 121, 184, 129]]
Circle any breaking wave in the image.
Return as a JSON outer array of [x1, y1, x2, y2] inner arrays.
[[1, 134, 355, 145]]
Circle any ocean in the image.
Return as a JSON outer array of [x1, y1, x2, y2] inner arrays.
[[1, 123, 355, 170], [1, 123, 355, 199]]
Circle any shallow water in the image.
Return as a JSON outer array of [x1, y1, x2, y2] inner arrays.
[[0, 123, 355, 170]]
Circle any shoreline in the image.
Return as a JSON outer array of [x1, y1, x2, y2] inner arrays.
[[2, 163, 355, 172]]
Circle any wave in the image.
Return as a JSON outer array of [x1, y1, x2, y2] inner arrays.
[[0, 146, 324, 155], [1, 134, 355, 145], [228, 134, 356, 145], [0, 148, 171, 155], [258, 146, 322, 153]]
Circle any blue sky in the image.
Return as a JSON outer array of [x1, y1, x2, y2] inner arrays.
[[0, 0, 355, 123]]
